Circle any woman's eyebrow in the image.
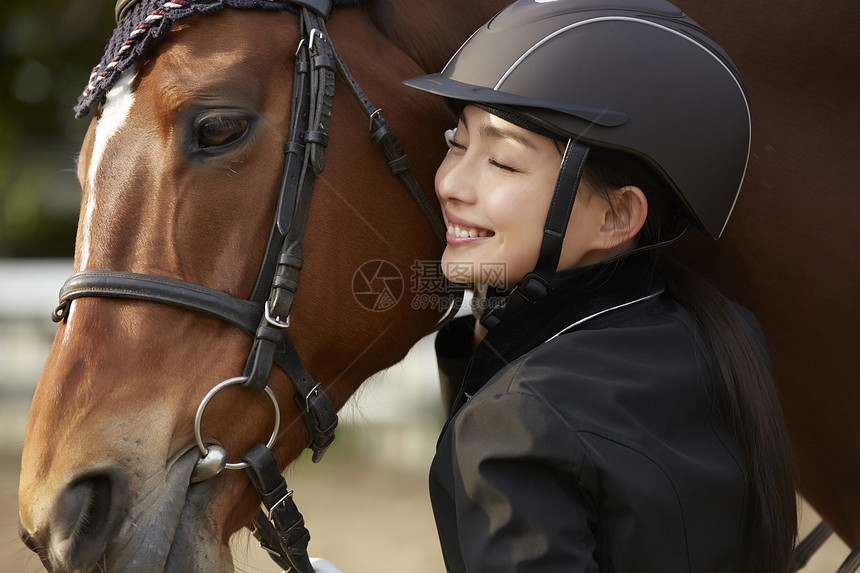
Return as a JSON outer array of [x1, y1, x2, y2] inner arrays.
[[458, 109, 538, 152], [480, 123, 538, 151]]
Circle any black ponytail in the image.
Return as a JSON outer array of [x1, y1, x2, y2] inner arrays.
[[660, 258, 797, 573], [583, 147, 798, 572]]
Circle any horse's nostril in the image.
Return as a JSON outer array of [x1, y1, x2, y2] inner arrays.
[[50, 469, 128, 569]]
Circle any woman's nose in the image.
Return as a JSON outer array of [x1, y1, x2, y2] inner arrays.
[[435, 152, 477, 206]]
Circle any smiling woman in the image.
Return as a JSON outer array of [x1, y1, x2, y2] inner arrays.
[[407, 1, 799, 571]]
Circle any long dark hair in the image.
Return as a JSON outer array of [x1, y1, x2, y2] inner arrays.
[[583, 146, 798, 573]]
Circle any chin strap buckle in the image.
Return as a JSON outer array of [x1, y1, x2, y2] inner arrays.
[[480, 272, 551, 330]]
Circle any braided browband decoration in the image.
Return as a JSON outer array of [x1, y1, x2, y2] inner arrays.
[[74, 0, 361, 118]]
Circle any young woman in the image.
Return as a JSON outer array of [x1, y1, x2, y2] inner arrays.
[[401, 0, 798, 571]]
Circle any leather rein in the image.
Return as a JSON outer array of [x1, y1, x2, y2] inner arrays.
[[52, 2, 456, 571]]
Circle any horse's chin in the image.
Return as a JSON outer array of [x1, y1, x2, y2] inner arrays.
[[107, 448, 234, 573]]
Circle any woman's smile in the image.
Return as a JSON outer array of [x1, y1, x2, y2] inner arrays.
[[444, 210, 495, 241], [447, 225, 492, 239]]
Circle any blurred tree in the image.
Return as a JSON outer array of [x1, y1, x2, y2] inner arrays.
[[1, 0, 116, 257]]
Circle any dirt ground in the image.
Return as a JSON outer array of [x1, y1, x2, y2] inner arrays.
[[1, 450, 851, 573]]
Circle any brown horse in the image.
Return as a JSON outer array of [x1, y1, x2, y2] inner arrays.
[[17, 2, 510, 571], [17, 0, 859, 571]]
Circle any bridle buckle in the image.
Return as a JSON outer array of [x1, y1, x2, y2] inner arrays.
[[264, 300, 291, 328]]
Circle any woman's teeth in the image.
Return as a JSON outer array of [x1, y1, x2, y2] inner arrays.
[[448, 225, 490, 238]]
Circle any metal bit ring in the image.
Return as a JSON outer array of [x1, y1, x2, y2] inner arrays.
[[194, 376, 281, 470]]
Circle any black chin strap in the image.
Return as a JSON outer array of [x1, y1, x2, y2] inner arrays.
[[533, 139, 591, 280], [481, 140, 590, 329]]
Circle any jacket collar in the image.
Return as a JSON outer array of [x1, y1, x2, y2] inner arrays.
[[456, 254, 665, 411]]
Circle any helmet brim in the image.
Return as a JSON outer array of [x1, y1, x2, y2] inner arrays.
[[404, 74, 628, 128]]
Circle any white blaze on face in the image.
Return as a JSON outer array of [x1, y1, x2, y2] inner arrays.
[[80, 67, 137, 270], [67, 67, 137, 334]]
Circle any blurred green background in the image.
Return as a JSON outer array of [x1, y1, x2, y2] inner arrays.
[[1, 0, 115, 257]]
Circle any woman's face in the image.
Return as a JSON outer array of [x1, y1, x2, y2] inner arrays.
[[435, 105, 610, 287]]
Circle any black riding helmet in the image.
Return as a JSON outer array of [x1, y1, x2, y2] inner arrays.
[[405, 0, 750, 326]]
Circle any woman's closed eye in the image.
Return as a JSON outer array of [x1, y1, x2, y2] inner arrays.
[[444, 124, 521, 172], [489, 159, 520, 173]]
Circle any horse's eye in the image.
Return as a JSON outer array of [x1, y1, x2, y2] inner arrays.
[[197, 115, 249, 148]]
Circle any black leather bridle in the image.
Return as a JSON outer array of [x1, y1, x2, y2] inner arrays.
[[52, 2, 457, 570]]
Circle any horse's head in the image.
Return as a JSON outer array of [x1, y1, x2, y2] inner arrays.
[[17, 4, 454, 571]]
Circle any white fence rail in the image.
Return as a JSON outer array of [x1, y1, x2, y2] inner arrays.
[[0, 259, 72, 452]]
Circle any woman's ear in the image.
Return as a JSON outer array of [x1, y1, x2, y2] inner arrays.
[[600, 185, 648, 249]]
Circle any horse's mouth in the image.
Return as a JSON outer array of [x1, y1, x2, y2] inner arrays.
[[135, 447, 234, 573], [160, 452, 234, 573], [75, 447, 233, 573]]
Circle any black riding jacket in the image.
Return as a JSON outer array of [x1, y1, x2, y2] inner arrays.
[[431, 257, 755, 572]]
